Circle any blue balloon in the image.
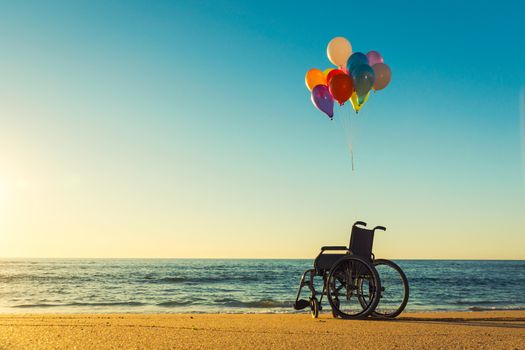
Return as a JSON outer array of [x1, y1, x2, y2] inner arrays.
[[346, 52, 369, 74], [351, 64, 375, 103]]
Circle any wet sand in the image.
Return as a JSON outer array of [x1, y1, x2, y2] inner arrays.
[[0, 311, 524, 349]]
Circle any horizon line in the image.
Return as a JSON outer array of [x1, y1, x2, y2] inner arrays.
[[1, 257, 524, 261]]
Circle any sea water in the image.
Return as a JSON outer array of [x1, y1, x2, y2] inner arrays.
[[0, 259, 524, 313]]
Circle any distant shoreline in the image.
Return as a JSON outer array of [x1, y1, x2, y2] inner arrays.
[[2, 257, 525, 261], [1, 311, 524, 349]]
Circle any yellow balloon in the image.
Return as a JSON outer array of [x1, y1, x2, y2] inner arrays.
[[349, 92, 370, 113], [327, 37, 352, 67], [323, 68, 334, 77], [305, 68, 326, 91]]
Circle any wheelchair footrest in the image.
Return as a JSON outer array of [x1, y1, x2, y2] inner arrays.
[[293, 299, 309, 310]]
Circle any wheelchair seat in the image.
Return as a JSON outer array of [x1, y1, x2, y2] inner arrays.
[[314, 253, 346, 272], [314, 222, 377, 272]]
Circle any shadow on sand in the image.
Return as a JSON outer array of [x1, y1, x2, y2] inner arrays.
[[373, 316, 525, 329]]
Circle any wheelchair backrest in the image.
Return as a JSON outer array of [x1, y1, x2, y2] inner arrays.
[[349, 225, 374, 261]]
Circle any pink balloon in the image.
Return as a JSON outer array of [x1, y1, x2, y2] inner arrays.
[[372, 63, 392, 91], [366, 51, 384, 66], [311, 85, 334, 119]]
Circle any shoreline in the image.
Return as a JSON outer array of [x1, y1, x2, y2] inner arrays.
[[2, 307, 525, 314], [1, 310, 524, 349]]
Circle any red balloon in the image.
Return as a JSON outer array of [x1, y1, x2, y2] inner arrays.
[[326, 69, 345, 85], [329, 74, 354, 105]]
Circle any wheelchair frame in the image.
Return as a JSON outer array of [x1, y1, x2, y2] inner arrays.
[[293, 221, 409, 319]]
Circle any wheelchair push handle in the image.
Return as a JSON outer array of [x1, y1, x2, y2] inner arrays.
[[374, 226, 387, 232], [353, 221, 367, 227]]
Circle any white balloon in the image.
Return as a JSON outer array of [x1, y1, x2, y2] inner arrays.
[[327, 37, 352, 67]]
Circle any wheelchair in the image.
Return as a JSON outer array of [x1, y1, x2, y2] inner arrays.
[[293, 221, 409, 319]]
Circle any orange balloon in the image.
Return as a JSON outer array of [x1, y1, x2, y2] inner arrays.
[[329, 74, 353, 105], [305, 68, 326, 91]]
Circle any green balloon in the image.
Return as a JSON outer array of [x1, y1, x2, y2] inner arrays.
[[352, 64, 375, 103]]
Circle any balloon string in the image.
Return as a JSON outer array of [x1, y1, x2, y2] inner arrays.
[[334, 104, 354, 171], [343, 107, 354, 171], [345, 104, 355, 171]]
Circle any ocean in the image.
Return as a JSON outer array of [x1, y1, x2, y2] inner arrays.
[[1, 259, 524, 313]]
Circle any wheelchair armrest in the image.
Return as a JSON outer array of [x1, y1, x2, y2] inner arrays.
[[374, 226, 386, 231], [321, 246, 348, 251]]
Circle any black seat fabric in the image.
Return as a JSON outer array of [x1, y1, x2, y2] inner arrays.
[[314, 253, 345, 272], [349, 226, 374, 261]]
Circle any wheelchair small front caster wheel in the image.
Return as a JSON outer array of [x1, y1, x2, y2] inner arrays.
[[309, 297, 320, 318]]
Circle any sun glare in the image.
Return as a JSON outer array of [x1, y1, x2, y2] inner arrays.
[[0, 177, 6, 195], [0, 177, 7, 214]]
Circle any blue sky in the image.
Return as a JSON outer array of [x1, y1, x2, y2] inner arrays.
[[0, 0, 524, 258]]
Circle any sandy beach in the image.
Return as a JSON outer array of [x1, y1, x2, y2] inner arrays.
[[0, 311, 523, 349]]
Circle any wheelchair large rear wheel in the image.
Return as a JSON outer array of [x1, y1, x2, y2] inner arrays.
[[326, 256, 381, 319], [371, 259, 409, 318]]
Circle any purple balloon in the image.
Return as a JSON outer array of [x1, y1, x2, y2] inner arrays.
[[366, 51, 384, 66], [311, 85, 334, 119]]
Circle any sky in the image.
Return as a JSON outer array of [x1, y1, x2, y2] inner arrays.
[[0, 0, 524, 259]]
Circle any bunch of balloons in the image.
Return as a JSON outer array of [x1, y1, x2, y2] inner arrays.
[[305, 36, 392, 118]]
